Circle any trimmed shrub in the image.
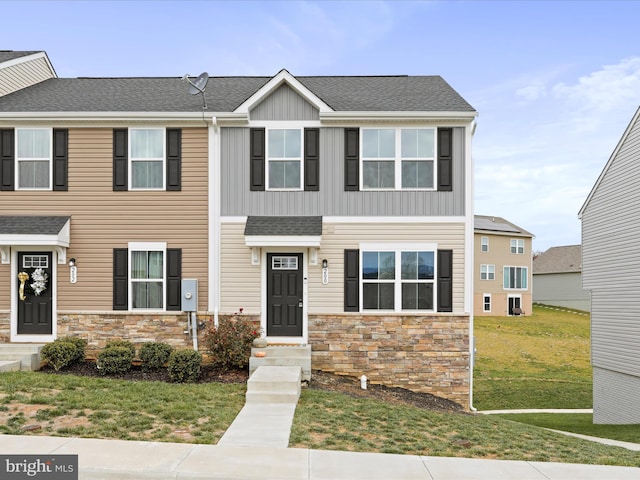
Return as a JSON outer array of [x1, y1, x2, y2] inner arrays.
[[62, 336, 87, 363], [139, 342, 173, 370], [41, 340, 77, 371], [97, 346, 134, 375], [105, 339, 136, 357], [167, 349, 202, 383], [203, 318, 261, 370]]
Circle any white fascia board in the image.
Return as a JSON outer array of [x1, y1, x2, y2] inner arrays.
[[319, 111, 478, 124], [235, 69, 333, 114], [0, 218, 70, 247], [244, 235, 321, 247], [323, 216, 465, 224], [0, 112, 218, 126]]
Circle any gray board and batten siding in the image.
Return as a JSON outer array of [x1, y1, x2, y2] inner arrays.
[[221, 84, 466, 217], [581, 107, 640, 424]]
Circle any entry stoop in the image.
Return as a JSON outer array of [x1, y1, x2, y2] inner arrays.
[[0, 344, 43, 372], [249, 344, 311, 382], [245, 366, 302, 404]]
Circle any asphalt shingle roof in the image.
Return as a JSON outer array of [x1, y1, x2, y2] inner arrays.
[[0, 215, 70, 235], [474, 215, 533, 237], [533, 245, 582, 274], [244, 216, 323, 236], [0, 74, 475, 113]]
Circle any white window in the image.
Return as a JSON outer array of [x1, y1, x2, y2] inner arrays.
[[510, 239, 524, 254], [483, 294, 491, 312], [16, 128, 52, 189], [480, 264, 495, 280], [22, 255, 49, 268], [130, 128, 165, 189], [362, 128, 435, 190], [503, 266, 528, 290], [361, 244, 436, 311], [481, 236, 489, 252], [129, 242, 165, 310], [272, 256, 298, 270], [267, 128, 302, 189]]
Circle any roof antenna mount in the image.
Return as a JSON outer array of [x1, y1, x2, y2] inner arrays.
[[182, 72, 209, 110]]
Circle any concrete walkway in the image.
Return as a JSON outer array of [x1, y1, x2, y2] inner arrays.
[[2, 434, 639, 479]]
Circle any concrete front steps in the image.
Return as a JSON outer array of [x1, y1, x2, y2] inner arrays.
[[0, 344, 43, 372], [249, 344, 311, 382], [246, 365, 302, 404]]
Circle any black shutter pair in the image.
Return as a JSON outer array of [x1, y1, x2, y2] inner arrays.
[[0, 128, 68, 191], [343, 249, 453, 312], [249, 128, 320, 191], [113, 248, 182, 311], [343, 128, 453, 191], [113, 128, 182, 191]]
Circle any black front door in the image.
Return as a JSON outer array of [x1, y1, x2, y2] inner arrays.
[[17, 252, 53, 335], [267, 253, 303, 337]]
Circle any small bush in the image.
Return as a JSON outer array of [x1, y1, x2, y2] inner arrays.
[[97, 346, 134, 375], [139, 342, 173, 370], [203, 318, 261, 370], [105, 339, 136, 357], [41, 340, 77, 371], [61, 336, 87, 363], [167, 349, 202, 383]]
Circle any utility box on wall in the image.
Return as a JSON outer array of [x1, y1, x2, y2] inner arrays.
[[181, 279, 198, 311]]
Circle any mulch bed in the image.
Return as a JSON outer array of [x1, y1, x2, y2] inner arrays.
[[41, 362, 463, 413]]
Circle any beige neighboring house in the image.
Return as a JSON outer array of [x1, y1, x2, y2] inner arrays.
[[0, 50, 56, 97], [474, 215, 534, 316], [532, 245, 590, 312]]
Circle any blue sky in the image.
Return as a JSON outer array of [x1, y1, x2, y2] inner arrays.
[[3, 0, 640, 251]]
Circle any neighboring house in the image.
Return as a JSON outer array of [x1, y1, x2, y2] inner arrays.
[[474, 215, 533, 316], [0, 50, 56, 97], [0, 51, 477, 408], [532, 245, 590, 312], [579, 106, 640, 424]]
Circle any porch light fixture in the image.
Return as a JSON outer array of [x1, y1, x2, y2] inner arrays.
[[322, 259, 328, 268], [68, 258, 76, 267]]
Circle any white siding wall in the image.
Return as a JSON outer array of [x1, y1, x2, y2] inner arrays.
[[532, 272, 590, 312], [0, 56, 53, 96]]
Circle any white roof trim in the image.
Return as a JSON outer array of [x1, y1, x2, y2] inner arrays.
[[578, 106, 640, 218], [235, 69, 333, 114], [0, 218, 70, 247], [320, 111, 478, 122], [0, 51, 57, 78], [245, 235, 322, 247]]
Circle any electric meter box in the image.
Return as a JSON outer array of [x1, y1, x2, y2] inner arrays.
[[181, 279, 198, 311]]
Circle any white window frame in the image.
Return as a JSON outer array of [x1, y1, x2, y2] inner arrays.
[[480, 264, 495, 280], [129, 128, 166, 190], [360, 127, 436, 191], [360, 242, 437, 312], [15, 127, 53, 190], [483, 294, 491, 312], [128, 241, 166, 311], [503, 265, 528, 290], [510, 238, 524, 254], [266, 127, 303, 191], [480, 236, 489, 252]]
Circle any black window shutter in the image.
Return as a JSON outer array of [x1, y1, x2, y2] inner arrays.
[[250, 128, 265, 191], [344, 128, 359, 191], [113, 128, 128, 191], [166, 248, 182, 311], [304, 128, 320, 191], [344, 249, 360, 312], [53, 129, 68, 191], [166, 128, 181, 191], [437, 249, 453, 312], [437, 128, 453, 192], [0, 129, 15, 191], [113, 248, 128, 310]]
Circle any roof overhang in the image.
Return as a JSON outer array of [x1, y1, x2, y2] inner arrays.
[[0, 112, 218, 127], [319, 111, 478, 124], [0, 216, 71, 264], [243, 216, 322, 247]]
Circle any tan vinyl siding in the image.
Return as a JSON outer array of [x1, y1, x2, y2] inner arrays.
[[220, 222, 262, 314], [0, 127, 209, 312], [220, 220, 466, 315], [0, 56, 54, 96]]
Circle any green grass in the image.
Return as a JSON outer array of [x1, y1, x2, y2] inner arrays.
[[0, 371, 246, 443], [473, 305, 592, 410]]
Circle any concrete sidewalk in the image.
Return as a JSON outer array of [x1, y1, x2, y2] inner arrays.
[[1, 434, 639, 480]]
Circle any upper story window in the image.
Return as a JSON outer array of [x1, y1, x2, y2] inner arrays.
[[267, 128, 302, 190], [510, 239, 524, 254], [481, 236, 489, 252], [16, 128, 51, 189], [480, 264, 495, 280], [130, 129, 165, 189], [361, 128, 435, 190], [504, 266, 528, 290]]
